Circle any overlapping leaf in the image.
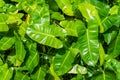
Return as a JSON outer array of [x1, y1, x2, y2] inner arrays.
[[53, 48, 79, 75], [77, 19, 99, 66], [78, 2, 104, 33]]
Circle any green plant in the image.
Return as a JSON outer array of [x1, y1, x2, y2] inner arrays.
[[0, 0, 120, 80]]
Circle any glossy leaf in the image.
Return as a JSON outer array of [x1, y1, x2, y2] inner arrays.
[[78, 2, 104, 33], [68, 64, 87, 74], [0, 64, 13, 80], [0, 14, 9, 32], [0, 36, 15, 50], [27, 24, 65, 49], [25, 42, 39, 73], [31, 66, 46, 80], [77, 19, 99, 66], [14, 71, 30, 80], [53, 48, 79, 75], [108, 30, 120, 58]]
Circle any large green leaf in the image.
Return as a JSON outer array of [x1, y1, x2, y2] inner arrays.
[[25, 42, 39, 73], [0, 36, 15, 50], [53, 48, 79, 75], [14, 71, 30, 80], [0, 64, 13, 80], [31, 66, 46, 80], [15, 32, 26, 62], [77, 19, 99, 66], [0, 14, 9, 32], [78, 2, 104, 33], [26, 4, 65, 48], [27, 24, 65, 49], [108, 30, 120, 58]]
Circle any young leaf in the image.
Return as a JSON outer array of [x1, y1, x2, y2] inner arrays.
[[53, 48, 79, 75]]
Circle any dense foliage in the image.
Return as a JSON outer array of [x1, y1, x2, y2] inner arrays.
[[0, 0, 120, 80]]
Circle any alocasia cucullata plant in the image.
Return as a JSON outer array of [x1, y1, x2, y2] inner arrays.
[[0, 0, 120, 80]]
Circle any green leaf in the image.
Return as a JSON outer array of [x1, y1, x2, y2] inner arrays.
[[99, 43, 105, 66], [18, 22, 27, 39], [29, 5, 50, 27], [15, 32, 26, 62], [55, 0, 74, 16], [14, 71, 30, 80], [53, 48, 79, 75], [6, 13, 23, 24], [103, 31, 118, 44], [0, 36, 15, 50], [60, 20, 81, 37], [0, 0, 5, 7], [77, 19, 99, 66], [51, 12, 65, 21], [91, 71, 116, 80], [108, 30, 120, 58], [0, 57, 3, 66], [0, 14, 9, 32], [78, 2, 104, 33], [0, 64, 13, 80], [27, 24, 65, 49], [25, 42, 39, 73], [104, 58, 120, 80], [109, 5, 119, 15], [68, 64, 87, 74], [31, 66, 46, 80], [49, 64, 60, 80]]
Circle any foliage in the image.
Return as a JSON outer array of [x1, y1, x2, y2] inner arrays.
[[0, 0, 120, 80]]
